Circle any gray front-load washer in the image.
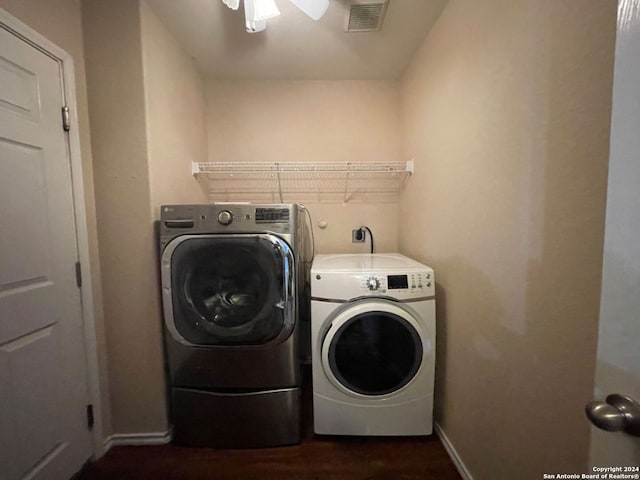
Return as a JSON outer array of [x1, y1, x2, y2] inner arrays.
[[159, 203, 307, 448]]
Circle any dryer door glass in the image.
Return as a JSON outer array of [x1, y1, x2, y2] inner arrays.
[[328, 312, 422, 395], [168, 234, 294, 346]]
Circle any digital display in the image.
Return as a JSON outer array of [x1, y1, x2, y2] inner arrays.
[[387, 275, 408, 289], [255, 208, 290, 224]]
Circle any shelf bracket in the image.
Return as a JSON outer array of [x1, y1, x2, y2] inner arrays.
[[275, 162, 283, 202], [343, 163, 352, 204]]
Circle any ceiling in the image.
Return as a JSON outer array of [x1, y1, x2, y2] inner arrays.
[[144, 0, 448, 80]]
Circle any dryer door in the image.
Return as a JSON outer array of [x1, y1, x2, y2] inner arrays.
[[321, 299, 425, 397], [162, 234, 295, 346]]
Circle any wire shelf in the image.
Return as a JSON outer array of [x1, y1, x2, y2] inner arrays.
[[192, 160, 413, 203]]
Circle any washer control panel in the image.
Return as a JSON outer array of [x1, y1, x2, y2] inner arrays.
[[160, 204, 294, 235]]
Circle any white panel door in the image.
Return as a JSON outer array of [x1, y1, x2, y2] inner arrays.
[[588, 0, 640, 468], [0, 25, 92, 480]]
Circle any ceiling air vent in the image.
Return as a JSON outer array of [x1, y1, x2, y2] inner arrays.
[[345, 0, 389, 32]]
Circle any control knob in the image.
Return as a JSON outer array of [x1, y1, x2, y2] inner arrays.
[[217, 210, 233, 225], [367, 276, 380, 291]]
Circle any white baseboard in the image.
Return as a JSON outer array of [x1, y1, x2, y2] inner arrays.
[[103, 430, 172, 452], [434, 422, 474, 480]]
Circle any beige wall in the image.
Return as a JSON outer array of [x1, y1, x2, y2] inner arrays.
[[399, 0, 616, 478], [141, 0, 208, 212], [206, 80, 402, 253], [4, 4, 618, 469], [0, 0, 110, 437], [81, 0, 210, 437], [82, 0, 167, 435]]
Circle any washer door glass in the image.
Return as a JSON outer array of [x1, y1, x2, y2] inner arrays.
[[328, 311, 423, 395], [168, 234, 294, 346]]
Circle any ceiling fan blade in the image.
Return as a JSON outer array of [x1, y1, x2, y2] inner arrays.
[[289, 0, 330, 20], [244, 0, 275, 32], [222, 0, 240, 10], [246, 0, 280, 21]]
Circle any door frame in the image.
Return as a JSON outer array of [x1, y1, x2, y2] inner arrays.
[[0, 8, 105, 459]]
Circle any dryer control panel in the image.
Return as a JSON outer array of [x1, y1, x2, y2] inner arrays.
[[312, 269, 434, 301], [357, 272, 432, 295], [310, 253, 435, 301]]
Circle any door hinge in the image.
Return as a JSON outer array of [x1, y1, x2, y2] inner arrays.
[[61, 106, 70, 131], [86, 404, 94, 430], [75, 261, 82, 288]]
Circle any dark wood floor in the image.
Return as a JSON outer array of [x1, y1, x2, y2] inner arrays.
[[78, 375, 462, 480]]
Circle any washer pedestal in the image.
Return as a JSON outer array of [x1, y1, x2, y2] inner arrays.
[[171, 387, 301, 448]]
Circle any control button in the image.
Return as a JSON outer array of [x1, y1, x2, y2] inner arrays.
[[426, 273, 431, 279], [426, 282, 431, 287], [418, 284, 423, 288], [217, 210, 233, 225], [367, 277, 380, 291]]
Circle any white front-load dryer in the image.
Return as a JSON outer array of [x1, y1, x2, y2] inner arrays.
[[311, 253, 436, 436]]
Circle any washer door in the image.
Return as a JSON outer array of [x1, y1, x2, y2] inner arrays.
[[162, 234, 295, 346], [321, 300, 424, 397]]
